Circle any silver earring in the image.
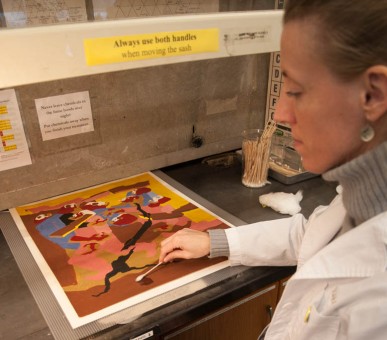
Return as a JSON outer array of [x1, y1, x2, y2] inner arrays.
[[360, 124, 375, 142]]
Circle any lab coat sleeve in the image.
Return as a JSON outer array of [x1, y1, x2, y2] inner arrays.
[[225, 213, 307, 266]]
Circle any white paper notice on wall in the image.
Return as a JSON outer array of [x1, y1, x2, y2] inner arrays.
[[0, 89, 32, 172], [92, 0, 219, 21], [35, 91, 94, 141], [2, 0, 88, 28]]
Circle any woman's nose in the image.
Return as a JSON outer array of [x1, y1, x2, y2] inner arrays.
[[273, 92, 296, 125]]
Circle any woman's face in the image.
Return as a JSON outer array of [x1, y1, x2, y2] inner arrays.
[[274, 20, 368, 174]]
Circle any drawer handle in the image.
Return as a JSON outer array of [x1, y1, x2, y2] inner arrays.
[[266, 305, 273, 321]]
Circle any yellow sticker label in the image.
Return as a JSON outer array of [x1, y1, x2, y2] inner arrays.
[[0, 106, 7, 114], [0, 119, 12, 130], [4, 144, 17, 151], [84, 28, 219, 66], [1, 134, 14, 141]]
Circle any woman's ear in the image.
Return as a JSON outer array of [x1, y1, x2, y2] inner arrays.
[[362, 65, 387, 122]]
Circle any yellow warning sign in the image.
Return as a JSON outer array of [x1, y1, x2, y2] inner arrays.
[[84, 28, 219, 66]]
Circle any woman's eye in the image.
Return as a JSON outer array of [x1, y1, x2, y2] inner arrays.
[[286, 91, 301, 97]]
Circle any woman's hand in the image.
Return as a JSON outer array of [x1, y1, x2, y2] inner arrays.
[[159, 228, 210, 263]]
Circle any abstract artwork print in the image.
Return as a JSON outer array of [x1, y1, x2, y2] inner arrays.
[[10, 172, 231, 328]]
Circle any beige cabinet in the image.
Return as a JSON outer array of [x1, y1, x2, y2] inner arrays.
[[164, 283, 279, 340]]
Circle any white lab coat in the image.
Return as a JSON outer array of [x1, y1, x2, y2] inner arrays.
[[225, 192, 387, 339]]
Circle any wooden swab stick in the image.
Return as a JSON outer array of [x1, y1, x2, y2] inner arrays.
[[135, 262, 164, 282]]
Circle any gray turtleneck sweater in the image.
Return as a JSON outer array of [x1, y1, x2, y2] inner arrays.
[[209, 141, 387, 258]]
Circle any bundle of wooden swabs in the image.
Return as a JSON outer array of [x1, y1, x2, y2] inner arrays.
[[242, 120, 277, 187]]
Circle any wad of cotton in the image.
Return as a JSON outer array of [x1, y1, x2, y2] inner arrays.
[[259, 190, 303, 215]]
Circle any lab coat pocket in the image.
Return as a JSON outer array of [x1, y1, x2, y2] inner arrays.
[[298, 304, 340, 340]]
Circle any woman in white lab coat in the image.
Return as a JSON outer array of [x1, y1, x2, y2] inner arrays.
[[159, 0, 387, 339]]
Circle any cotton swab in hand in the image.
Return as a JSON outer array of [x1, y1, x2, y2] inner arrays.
[[135, 262, 164, 282]]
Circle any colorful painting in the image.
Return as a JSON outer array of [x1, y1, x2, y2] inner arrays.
[[10, 172, 232, 328]]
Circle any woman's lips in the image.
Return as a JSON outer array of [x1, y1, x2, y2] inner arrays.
[[292, 138, 303, 151]]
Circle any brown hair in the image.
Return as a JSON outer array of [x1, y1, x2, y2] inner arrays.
[[284, 0, 387, 80]]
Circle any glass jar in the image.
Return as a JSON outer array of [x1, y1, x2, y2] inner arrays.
[[241, 129, 271, 188]]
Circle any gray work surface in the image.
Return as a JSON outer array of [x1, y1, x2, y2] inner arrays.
[[0, 158, 337, 339]]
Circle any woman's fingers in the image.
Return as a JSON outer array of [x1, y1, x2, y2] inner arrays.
[[159, 228, 210, 263]]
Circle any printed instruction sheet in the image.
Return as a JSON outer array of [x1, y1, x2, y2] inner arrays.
[[35, 91, 94, 141], [0, 89, 32, 172]]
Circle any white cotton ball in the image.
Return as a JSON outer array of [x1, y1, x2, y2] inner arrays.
[[259, 190, 303, 215]]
